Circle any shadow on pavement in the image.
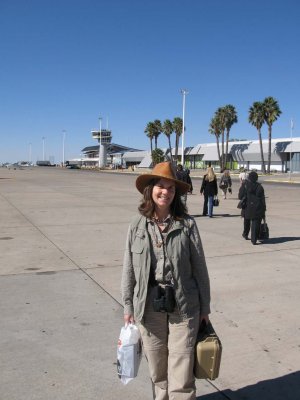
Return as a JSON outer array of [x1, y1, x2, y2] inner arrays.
[[263, 237, 300, 244], [197, 371, 300, 400], [191, 214, 241, 218], [215, 214, 241, 218]]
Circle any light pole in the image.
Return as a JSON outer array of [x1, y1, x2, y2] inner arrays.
[[180, 89, 188, 167], [98, 117, 102, 168], [289, 118, 294, 181], [42, 137, 46, 161], [28, 142, 32, 163], [62, 130, 66, 166]]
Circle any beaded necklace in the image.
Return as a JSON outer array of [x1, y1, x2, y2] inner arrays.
[[152, 215, 170, 227], [150, 217, 173, 248]]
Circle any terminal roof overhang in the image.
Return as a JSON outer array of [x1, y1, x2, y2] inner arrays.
[[81, 143, 142, 155]]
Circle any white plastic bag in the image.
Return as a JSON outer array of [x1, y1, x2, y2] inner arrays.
[[117, 324, 142, 385]]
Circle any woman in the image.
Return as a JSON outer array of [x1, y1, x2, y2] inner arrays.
[[219, 169, 232, 199], [200, 167, 218, 217], [122, 161, 211, 400], [186, 168, 194, 194], [238, 171, 266, 245], [239, 168, 248, 185]]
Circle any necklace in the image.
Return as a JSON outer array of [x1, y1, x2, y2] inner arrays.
[[152, 215, 170, 227], [150, 218, 173, 248]]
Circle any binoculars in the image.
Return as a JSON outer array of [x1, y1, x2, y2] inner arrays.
[[152, 285, 175, 313]]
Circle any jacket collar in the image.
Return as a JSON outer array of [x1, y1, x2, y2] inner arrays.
[[138, 214, 184, 233]]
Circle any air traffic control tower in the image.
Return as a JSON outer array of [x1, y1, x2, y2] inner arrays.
[[91, 129, 112, 168]]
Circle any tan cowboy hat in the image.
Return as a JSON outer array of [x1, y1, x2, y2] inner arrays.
[[136, 161, 190, 195]]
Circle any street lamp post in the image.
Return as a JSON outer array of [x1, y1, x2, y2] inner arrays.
[[62, 130, 66, 166], [180, 89, 188, 167], [29, 142, 32, 164], [289, 118, 294, 181], [42, 137, 46, 161], [98, 117, 102, 168]]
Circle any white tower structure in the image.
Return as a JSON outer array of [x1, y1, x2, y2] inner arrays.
[[91, 128, 112, 168]]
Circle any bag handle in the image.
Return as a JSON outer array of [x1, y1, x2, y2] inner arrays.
[[197, 320, 219, 342]]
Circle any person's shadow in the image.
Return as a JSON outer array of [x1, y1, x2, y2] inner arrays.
[[197, 370, 300, 400], [262, 236, 300, 244], [192, 214, 240, 218]]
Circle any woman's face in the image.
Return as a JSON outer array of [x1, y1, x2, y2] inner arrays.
[[152, 178, 176, 212]]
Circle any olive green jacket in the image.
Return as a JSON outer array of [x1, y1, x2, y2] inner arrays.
[[122, 214, 211, 322]]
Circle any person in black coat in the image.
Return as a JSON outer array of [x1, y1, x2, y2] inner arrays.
[[176, 164, 189, 204], [238, 171, 266, 245], [200, 167, 218, 217], [185, 168, 193, 194]]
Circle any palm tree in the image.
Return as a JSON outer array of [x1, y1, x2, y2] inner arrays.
[[224, 105, 238, 168], [144, 122, 155, 155], [263, 97, 282, 174], [209, 115, 222, 167], [249, 101, 266, 174], [153, 119, 162, 150], [162, 119, 174, 163], [215, 107, 226, 170], [152, 148, 164, 165], [173, 117, 183, 163]]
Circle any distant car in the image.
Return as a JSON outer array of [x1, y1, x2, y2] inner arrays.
[[18, 161, 33, 167], [66, 164, 81, 169], [5, 163, 22, 170]]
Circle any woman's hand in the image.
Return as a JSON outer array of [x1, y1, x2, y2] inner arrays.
[[124, 314, 135, 325], [200, 314, 209, 324]]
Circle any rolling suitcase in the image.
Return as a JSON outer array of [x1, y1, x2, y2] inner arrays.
[[194, 320, 222, 380]]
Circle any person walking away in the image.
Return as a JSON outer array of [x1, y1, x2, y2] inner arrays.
[[219, 169, 232, 199], [238, 171, 266, 245], [239, 168, 248, 185], [122, 161, 211, 400], [185, 168, 194, 194], [200, 167, 218, 218], [176, 164, 189, 204]]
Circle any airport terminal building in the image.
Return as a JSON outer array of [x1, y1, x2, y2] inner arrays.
[[72, 131, 300, 172]]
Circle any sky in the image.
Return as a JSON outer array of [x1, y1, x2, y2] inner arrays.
[[1, 0, 300, 164]]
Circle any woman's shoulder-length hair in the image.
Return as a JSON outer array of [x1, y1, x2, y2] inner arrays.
[[205, 168, 216, 181], [138, 178, 187, 219]]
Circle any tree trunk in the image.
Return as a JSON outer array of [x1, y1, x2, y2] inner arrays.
[[221, 129, 225, 170], [155, 136, 158, 150], [216, 135, 221, 167], [175, 134, 179, 163], [168, 136, 173, 163], [258, 128, 266, 174], [224, 128, 229, 168], [267, 124, 272, 174]]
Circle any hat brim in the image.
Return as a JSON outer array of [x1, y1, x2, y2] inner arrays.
[[136, 174, 190, 195]]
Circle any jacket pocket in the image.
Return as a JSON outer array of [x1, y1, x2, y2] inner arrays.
[[131, 240, 144, 268]]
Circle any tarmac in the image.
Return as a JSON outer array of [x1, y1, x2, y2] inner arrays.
[[0, 166, 299, 400]]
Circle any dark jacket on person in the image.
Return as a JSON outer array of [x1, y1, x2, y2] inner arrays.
[[186, 171, 193, 192], [176, 169, 189, 183], [200, 176, 218, 197], [238, 180, 266, 219]]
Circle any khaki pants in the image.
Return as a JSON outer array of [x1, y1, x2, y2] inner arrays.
[[138, 288, 199, 400]]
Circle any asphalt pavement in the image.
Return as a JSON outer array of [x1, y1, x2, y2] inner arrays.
[[0, 166, 299, 400]]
